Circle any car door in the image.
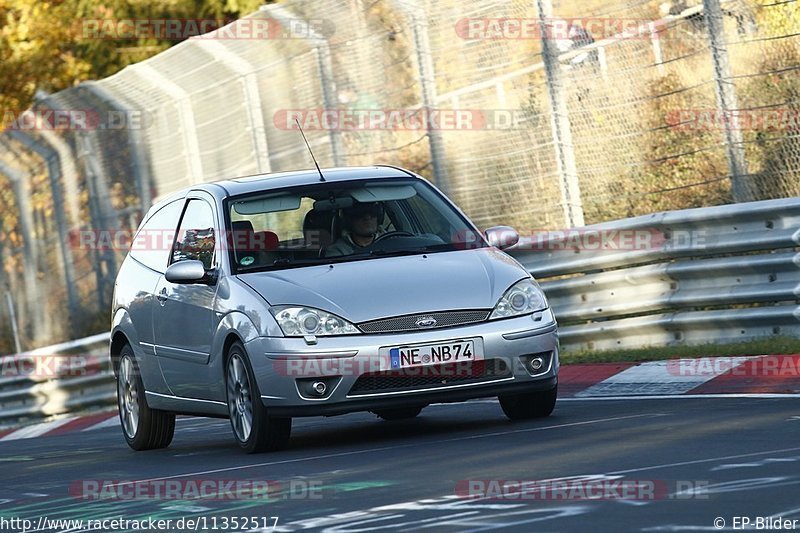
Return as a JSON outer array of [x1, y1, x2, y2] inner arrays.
[[153, 194, 220, 398], [119, 198, 185, 395]]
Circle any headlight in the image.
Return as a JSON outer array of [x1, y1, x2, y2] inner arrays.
[[270, 306, 359, 336], [489, 278, 548, 319]]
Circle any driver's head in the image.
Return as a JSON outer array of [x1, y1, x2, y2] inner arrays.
[[343, 202, 382, 238]]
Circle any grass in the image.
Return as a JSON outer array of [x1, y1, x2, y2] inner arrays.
[[560, 336, 800, 365]]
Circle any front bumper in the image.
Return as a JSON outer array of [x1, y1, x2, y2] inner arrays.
[[244, 309, 559, 417]]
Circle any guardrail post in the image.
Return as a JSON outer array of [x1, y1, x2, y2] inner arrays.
[[8, 130, 80, 330], [703, 0, 753, 202], [537, 0, 585, 228]]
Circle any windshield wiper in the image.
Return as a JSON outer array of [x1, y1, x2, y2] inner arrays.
[[365, 249, 423, 257], [237, 257, 335, 272], [365, 244, 455, 257]]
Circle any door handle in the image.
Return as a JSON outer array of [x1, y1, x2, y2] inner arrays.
[[157, 287, 168, 305]]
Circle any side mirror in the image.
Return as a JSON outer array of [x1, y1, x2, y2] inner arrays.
[[484, 226, 520, 250], [165, 260, 212, 284]]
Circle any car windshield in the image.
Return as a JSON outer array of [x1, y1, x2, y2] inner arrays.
[[227, 178, 484, 272]]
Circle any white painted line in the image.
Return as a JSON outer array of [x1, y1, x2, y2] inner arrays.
[[642, 526, 722, 531], [0, 417, 76, 441], [97, 413, 662, 489], [769, 507, 800, 519], [607, 445, 800, 476]]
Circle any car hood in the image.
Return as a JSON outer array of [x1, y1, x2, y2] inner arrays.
[[237, 248, 529, 323]]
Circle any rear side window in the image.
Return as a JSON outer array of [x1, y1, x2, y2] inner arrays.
[[129, 200, 183, 273], [172, 199, 216, 269]]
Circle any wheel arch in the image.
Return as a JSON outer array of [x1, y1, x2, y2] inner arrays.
[[110, 331, 130, 376]]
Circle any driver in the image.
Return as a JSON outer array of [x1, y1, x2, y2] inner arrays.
[[325, 201, 385, 256]]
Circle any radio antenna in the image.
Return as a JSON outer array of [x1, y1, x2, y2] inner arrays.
[[295, 118, 326, 182]]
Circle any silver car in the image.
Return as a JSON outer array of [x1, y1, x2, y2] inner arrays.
[[111, 166, 559, 453]]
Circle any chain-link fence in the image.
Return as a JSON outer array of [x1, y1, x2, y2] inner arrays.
[[0, 0, 798, 352]]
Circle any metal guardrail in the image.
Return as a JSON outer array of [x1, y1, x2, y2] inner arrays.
[[509, 197, 800, 352], [0, 333, 113, 426], [1, 198, 798, 424]]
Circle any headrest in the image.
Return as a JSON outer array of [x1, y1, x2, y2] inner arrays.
[[303, 209, 332, 230], [252, 231, 279, 251]]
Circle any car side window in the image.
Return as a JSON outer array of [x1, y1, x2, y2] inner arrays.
[[172, 199, 216, 269], [129, 200, 184, 273]]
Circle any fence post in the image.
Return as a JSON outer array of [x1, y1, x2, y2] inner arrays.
[[8, 129, 80, 330], [0, 159, 45, 344], [197, 40, 272, 174], [136, 63, 205, 184], [537, 0, 585, 228], [703, 0, 753, 202], [82, 82, 154, 214], [260, 5, 345, 167], [395, 0, 450, 196], [77, 130, 118, 310], [4, 291, 22, 354]]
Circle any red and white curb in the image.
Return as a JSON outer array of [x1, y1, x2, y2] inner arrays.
[[558, 354, 800, 398], [1, 355, 798, 442], [0, 411, 117, 442]]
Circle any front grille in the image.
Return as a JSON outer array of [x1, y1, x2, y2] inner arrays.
[[348, 359, 512, 396], [358, 309, 491, 334]]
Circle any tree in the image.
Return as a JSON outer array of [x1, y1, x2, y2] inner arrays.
[[0, 0, 267, 129]]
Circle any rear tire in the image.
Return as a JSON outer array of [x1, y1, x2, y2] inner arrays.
[[117, 345, 175, 450], [373, 406, 424, 421], [226, 341, 291, 453], [499, 385, 557, 421]]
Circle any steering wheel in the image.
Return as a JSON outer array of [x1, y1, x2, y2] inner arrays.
[[373, 230, 415, 243]]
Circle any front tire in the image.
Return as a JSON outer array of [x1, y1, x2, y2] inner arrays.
[[226, 341, 291, 453], [499, 385, 557, 421], [117, 345, 175, 450]]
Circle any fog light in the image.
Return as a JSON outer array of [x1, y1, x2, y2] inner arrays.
[[529, 357, 544, 371], [312, 381, 327, 395]]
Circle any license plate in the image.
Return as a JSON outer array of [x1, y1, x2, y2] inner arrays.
[[387, 339, 481, 370]]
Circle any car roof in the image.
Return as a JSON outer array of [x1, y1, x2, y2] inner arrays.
[[203, 165, 416, 198], [144, 166, 422, 221]]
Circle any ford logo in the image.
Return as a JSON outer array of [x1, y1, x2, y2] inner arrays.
[[415, 316, 438, 328]]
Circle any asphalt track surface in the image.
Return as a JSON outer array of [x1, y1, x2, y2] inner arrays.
[[1, 397, 800, 532]]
